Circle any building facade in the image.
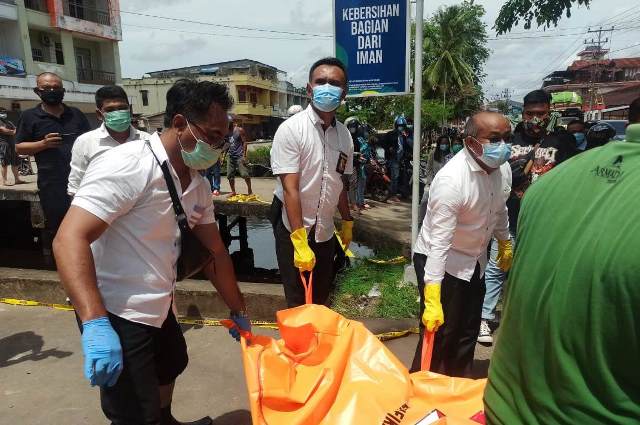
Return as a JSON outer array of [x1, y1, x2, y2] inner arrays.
[[123, 59, 308, 139], [542, 47, 640, 113], [0, 0, 122, 123]]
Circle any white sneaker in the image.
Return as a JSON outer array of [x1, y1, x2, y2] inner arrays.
[[477, 320, 493, 344]]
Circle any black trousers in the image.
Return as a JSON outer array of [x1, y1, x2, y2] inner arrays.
[[79, 309, 189, 425], [270, 196, 336, 307], [410, 253, 486, 377], [37, 172, 71, 233]]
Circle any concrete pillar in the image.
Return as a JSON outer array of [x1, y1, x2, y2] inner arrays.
[[112, 42, 121, 83], [14, 0, 35, 75], [60, 31, 77, 81]]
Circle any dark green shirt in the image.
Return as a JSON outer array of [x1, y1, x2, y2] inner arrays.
[[485, 140, 640, 424]]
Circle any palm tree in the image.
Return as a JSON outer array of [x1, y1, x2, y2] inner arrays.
[[423, 2, 488, 125]]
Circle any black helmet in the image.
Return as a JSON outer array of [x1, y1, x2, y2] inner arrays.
[[344, 116, 361, 134], [586, 122, 616, 149]]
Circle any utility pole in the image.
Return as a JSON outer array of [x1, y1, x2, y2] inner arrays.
[[410, 0, 424, 254], [584, 26, 614, 111]]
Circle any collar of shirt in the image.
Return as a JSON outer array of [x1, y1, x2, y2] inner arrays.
[[463, 147, 486, 173], [34, 103, 72, 120], [305, 104, 336, 128], [96, 122, 144, 143]]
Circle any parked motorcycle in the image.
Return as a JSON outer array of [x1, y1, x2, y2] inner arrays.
[[365, 147, 390, 202]]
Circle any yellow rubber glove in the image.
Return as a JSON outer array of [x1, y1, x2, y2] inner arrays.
[[422, 282, 444, 332], [496, 239, 513, 272], [290, 227, 316, 271], [339, 220, 354, 250]]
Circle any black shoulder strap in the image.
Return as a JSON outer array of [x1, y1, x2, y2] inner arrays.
[[147, 142, 190, 233]]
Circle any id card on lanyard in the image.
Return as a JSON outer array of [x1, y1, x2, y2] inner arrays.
[[336, 151, 348, 175]]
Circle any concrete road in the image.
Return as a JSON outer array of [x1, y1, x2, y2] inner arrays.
[[0, 304, 493, 425]]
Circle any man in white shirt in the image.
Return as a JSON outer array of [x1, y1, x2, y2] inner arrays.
[[53, 79, 249, 425], [270, 57, 354, 307], [411, 111, 514, 376], [68, 85, 149, 195]]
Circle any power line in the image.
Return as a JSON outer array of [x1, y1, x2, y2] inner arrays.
[[489, 24, 640, 41], [117, 9, 333, 38], [121, 24, 330, 41]]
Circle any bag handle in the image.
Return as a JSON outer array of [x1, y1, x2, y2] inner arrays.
[[147, 143, 189, 233], [299, 271, 314, 305], [421, 331, 435, 371]]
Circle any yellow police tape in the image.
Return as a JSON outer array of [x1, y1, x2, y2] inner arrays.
[[366, 256, 406, 265], [224, 194, 270, 204], [0, 297, 418, 341]]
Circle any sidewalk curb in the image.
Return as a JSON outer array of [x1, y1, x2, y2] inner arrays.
[[0, 267, 287, 321]]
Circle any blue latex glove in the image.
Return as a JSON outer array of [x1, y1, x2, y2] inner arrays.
[[81, 317, 123, 387], [228, 315, 251, 342]]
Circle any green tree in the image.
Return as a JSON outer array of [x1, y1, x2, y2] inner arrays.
[[495, 0, 591, 34], [424, 2, 489, 94]]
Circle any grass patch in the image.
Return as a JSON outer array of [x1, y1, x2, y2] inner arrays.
[[332, 253, 419, 320]]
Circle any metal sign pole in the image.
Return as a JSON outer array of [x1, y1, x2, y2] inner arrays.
[[411, 0, 424, 253]]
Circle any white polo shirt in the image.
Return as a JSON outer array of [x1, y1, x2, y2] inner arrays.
[[414, 147, 511, 283], [72, 133, 215, 327], [67, 123, 150, 195], [271, 105, 353, 243]]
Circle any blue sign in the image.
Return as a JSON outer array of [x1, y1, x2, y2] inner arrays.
[[334, 0, 410, 97]]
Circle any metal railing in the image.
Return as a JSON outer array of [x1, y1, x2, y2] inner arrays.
[[24, 0, 48, 12], [77, 67, 115, 85], [63, 0, 110, 25]]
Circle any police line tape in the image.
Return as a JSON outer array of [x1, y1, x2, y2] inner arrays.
[[0, 297, 419, 341]]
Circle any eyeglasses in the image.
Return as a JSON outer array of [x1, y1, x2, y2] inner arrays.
[[189, 121, 224, 148]]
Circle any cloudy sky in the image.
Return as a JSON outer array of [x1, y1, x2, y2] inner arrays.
[[118, 0, 640, 102]]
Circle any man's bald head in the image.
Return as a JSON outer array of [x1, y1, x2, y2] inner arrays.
[[464, 111, 510, 139], [464, 111, 512, 171], [36, 72, 63, 89]]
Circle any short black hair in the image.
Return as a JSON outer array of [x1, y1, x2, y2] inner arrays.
[[164, 79, 233, 128], [566, 119, 585, 128], [308, 57, 348, 83], [629, 97, 640, 123], [523, 89, 551, 107], [95, 85, 129, 109]]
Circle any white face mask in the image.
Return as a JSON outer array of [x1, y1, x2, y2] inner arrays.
[[0, 113, 7, 119]]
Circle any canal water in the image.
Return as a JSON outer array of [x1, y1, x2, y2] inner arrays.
[[0, 202, 376, 280], [228, 217, 375, 269]]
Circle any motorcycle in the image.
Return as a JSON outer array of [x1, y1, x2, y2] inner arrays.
[[365, 147, 390, 202]]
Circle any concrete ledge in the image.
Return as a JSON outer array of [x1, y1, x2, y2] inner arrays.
[[0, 267, 286, 321]]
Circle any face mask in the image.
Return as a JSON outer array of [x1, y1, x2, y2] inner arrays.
[[523, 116, 547, 135], [479, 140, 511, 168], [312, 83, 342, 112], [103, 110, 131, 132], [439, 144, 449, 152], [178, 122, 222, 170], [573, 132, 587, 150], [397, 126, 406, 132], [452, 144, 463, 154], [36, 88, 64, 105], [363, 131, 369, 139], [348, 127, 356, 134]]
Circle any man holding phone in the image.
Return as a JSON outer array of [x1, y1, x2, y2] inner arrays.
[[15, 72, 90, 242]]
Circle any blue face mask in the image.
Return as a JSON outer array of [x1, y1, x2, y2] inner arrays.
[[312, 83, 343, 112], [439, 144, 449, 152], [479, 140, 511, 168], [574, 132, 587, 150], [178, 122, 223, 170]]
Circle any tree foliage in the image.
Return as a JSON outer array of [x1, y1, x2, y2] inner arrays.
[[495, 0, 591, 35]]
